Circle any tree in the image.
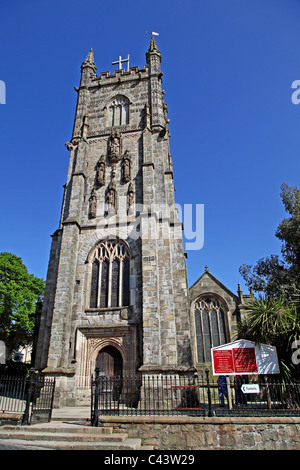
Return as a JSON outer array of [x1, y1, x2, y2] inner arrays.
[[236, 296, 300, 380], [239, 183, 300, 309], [0, 252, 45, 357]]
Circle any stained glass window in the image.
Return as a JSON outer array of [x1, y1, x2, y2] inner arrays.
[[195, 308, 204, 363], [100, 260, 109, 308], [122, 257, 130, 307], [194, 296, 228, 363], [202, 310, 211, 362], [89, 240, 130, 309], [90, 261, 99, 308], [211, 309, 219, 350], [111, 259, 120, 307]]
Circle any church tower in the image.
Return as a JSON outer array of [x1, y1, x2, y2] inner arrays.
[[35, 38, 194, 406]]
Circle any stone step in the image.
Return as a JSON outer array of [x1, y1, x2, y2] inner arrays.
[[0, 422, 153, 450], [0, 430, 127, 443], [1, 423, 114, 435], [0, 437, 144, 450]]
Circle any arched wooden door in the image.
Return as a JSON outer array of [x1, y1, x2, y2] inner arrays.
[[96, 346, 123, 378]]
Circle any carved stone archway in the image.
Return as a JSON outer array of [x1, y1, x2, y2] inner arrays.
[[74, 326, 137, 389]]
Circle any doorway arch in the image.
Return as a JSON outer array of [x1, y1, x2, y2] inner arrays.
[[96, 345, 123, 377]]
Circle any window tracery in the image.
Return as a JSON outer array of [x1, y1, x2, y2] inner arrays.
[[194, 296, 227, 363], [108, 96, 129, 127], [89, 240, 130, 309]]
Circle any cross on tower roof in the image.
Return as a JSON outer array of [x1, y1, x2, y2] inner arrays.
[[112, 54, 130, 72]]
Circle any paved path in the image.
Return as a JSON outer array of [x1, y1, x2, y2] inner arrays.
[[0, 442, 54, 450], [52, 406, 90, 421]]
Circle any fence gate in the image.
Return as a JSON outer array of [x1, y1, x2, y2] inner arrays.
[[0, 369, 56, 425], [28, 374, 56, 424]]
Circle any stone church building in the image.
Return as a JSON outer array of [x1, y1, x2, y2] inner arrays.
[[34, 38, 248, 406]]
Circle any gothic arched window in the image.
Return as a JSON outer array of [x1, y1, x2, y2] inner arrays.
[[108, 96, 129, 127], [89, 240, 130, 309], [194, 296, 227, 363]]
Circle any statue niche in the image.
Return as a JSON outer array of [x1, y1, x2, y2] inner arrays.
[[122, 150, 132, 183], [105, 180, 118, 217], [96, 155, 106, 187], [108, 131, 121, 163], [88, 187, 97, 219]]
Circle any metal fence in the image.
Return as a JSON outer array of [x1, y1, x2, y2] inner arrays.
[[91, 368, 300, 424], [209, 376, 300, 416], [0, 369, 56, 424], [0, 375, 27, 414]]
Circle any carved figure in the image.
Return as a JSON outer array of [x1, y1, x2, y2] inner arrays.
[[65, 142, 74, 151], [105, 180, 118, 216], [88, 187, 97, 219], [127, 183, 135, 215], [108, 131, 121, 163], [96, 155, 106, 187], [122, 150, 131, 183]]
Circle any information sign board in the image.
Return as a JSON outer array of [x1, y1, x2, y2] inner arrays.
[[211, 340, 280, 375], [233, 347, 257, 373], [212, 350, 234, 374]]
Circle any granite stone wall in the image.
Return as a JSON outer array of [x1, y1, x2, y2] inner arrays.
[[100, 416, 300, 450]]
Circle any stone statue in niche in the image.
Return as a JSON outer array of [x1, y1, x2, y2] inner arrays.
[[108, 131, 121, 163], [105, 180, 118, 216], [96, 155, 106, 187], [127, 182, 135, 216], [122, 150, 131, 183], [88, 187, 97, 219]]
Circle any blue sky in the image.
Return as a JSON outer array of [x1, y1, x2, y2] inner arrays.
[[0, 0, 300, 296]]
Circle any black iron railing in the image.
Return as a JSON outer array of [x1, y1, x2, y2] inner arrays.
[[221, 377, 300, 416], [91, 368, 300, 424], [0, 368, 56, 424], [0, 375, 27, 414]]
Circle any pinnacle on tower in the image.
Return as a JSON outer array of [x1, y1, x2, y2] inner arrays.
[[149, 36, 161, 54], [146, 36, 161, 63], [81, 48, 97, 73]]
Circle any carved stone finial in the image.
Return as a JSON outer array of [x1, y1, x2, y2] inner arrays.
[[237, 283, 243, 302], [148, 36, 161, 55], [146, 36, 161, 63], [81, 48, 97, 73], [205, 265, 209, 273]]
